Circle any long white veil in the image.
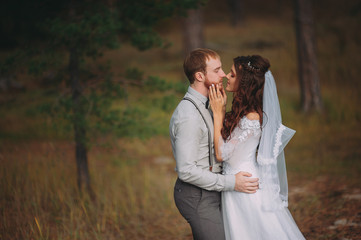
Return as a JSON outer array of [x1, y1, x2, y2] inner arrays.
[[257, 71, 296, 211]]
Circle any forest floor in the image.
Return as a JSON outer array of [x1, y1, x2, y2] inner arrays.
[[1, 124, 360, 240]]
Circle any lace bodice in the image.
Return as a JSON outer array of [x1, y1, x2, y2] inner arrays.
[[220, 116, 261, 175]]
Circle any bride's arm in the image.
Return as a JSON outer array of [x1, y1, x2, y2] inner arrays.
[[209, 84, 227, 162]]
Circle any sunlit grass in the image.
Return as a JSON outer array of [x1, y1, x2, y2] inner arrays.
[[0, 137, 192, 240]]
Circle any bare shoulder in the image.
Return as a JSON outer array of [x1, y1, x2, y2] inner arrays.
[[245, 112, 260, 120]]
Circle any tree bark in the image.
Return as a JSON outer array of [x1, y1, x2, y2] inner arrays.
[[228, 0, 244, 27], [182, 8, 205, 56], [69, 47, 95, 200], [294, 0, 323, 112]]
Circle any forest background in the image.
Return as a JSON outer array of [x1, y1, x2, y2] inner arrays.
[[1, 0, 361, 239]]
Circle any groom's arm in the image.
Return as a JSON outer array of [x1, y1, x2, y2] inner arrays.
[[172, 114, 235, 192]]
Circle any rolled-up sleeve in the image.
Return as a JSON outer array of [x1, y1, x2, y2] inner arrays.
[[172, 112, 235, 192]]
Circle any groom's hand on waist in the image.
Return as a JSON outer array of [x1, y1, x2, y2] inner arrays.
[[234, 171, 259, 193]]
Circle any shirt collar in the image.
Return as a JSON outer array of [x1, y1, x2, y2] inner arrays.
[[187, 86, 208, 106]]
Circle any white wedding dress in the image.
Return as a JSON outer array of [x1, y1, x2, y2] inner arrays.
[[221, 116, 305, 240]]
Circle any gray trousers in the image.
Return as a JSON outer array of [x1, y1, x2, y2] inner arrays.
[[174, 178, 226, 240]]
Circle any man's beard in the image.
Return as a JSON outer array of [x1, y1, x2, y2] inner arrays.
[[205, 77, 224, 91]]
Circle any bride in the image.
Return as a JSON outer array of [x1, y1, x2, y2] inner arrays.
[[209, 55, 305, 240]]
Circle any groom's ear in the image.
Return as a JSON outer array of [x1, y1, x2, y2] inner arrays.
[[195, 72, 205, 82]]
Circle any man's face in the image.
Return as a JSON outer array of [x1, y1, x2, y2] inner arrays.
[[204, 57, 226, 89]]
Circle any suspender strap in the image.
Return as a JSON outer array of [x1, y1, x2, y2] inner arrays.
[[182, 97, 213, 170]]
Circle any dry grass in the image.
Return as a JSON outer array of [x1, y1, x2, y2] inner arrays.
[[0, 138, 193, 240], [1, 127, 360, 239]]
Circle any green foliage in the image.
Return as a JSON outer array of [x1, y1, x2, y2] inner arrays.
[[159, 95, 179, 112], [36, 64, 182, 140], [118, 0, 207, 49], [143, 75, 188, 94], [125, 68, 144, 82], [45, 7, 121, 58], [144, 76, 172, 91], [0, 53, 19, 76], [172, 81, 189, 94], [116, 107, 156, 138], [0, 0, 206, 145], [131, 30, 163, 51]]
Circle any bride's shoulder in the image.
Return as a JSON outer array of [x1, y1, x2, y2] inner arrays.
[[245, 112, 260, 120], [240, 113, 261, 130]]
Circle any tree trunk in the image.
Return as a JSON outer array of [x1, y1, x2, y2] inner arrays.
[[294, 0, 323, 112], [69, 47, 95, 200], [182, 8, 205, 56], [228, 0, 244, 27]]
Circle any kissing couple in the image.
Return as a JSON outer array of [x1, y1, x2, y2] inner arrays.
[[169, 48, 306, 240]]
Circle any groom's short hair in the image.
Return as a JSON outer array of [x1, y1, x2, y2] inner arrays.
[[183, 48, 220, 84]]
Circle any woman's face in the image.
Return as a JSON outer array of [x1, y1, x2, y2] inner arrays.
[[225, 64, 238, 92]]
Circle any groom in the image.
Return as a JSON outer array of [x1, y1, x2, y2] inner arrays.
[[169, 48, 259, 240]]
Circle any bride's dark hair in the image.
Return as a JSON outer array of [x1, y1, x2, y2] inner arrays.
[[221, 55, 270, 141]]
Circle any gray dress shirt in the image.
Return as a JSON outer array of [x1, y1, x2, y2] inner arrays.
[[169, 86, 235, 191]]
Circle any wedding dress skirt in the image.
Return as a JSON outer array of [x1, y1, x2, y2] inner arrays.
[[222, 162, 305, 239], [220, 117, 305, 240]]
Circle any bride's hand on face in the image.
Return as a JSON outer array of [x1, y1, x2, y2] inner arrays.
[[209, 84, 226, 116], [218, 83, 227, 105]]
